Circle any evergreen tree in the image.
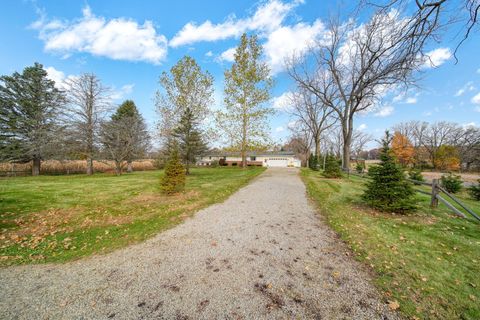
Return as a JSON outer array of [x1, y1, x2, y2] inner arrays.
[[160, 145, 186, 194], [308, 154, 319, 170], [323, 154, 342, 178], [0, 62, 66, 175], [172, 107, 207, 175], [362, 131, 417, 213], [110, 100, 150, 172], [100, 100, 149, 175]]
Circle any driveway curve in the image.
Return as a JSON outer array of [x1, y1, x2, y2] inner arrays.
[[0, 168, 398, 319]]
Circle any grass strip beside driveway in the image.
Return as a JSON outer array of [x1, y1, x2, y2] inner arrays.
[[301, 168, 480, 320], [0, 167, 265, 266]]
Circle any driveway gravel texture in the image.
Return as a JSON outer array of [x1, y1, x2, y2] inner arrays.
[[0, 168, 399, 320]]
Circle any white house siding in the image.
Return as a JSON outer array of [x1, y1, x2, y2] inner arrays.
[[198, 154, 301, 168]]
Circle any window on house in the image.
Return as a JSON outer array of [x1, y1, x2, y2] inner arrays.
[[251, 156, 256, 161]]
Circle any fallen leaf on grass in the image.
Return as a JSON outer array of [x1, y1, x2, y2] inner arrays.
[[388, 300, 400, 310]]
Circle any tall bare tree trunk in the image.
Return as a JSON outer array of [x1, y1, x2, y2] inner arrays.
[[127, 161, 133, 173], [86, 157, 93, 175], [32, 157, 41, 176], [314, 136, 321, 160], [342, 117, 353, 171], [241, 112, 247, 168], [114, 161, 121, 175]]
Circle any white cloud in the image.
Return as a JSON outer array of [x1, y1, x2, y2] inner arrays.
[[205, 51, 213, 57], [358, 123, 367, 130], [275, 126, 285, 133], [405, 97, 417, 104], [454, 81, 475, 97], [217, 47, 236, 62], [423, 47, 452, 68], [45, 66, 65, 85], [476, 106, 480, 112], [287, 120, 297, 129], [169, 0, 302, 47], [111, 84, 135, 101], [423, 111, 432, 116], [392, 93, 404, 103], [472, 92, 480, 105], [32, 6, 168, 64], [374, 105, 394, 117], [477, 68, 480, 74], [463, 122, 476, 128], [272, 91, 293, 111], [263, 20, 324, 73]]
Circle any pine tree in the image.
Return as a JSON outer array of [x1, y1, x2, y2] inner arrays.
[[308, 154, 319, 170], [160, 145, 186, 194], [323, 154, 342, 178], [0, 62, 66, 175], [173, 107, 207, 175], [362, 131, 417, 213]]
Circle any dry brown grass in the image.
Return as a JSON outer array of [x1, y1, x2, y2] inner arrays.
[[0, 159, 156, 175]]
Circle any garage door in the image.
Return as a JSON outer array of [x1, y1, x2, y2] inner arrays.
[[267, 158, 288, 167]]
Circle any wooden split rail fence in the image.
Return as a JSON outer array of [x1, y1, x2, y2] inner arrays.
[[345, 170, 480, 223]]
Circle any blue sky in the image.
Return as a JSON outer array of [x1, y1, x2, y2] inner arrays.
[[1, 0, 479, 148]]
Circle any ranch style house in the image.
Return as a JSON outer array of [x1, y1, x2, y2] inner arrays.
[[198, 151, 302, 168]]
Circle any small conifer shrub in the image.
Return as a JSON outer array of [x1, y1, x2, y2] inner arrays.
[[408, 168, 424, 185], [309, 154, 319, 171], [160, 146, 186, 194], [440, 173, 463, 193], [468, 180, 480, 201], [323, 154, 342, 178], [356, 163, 364, 174], [362, 131, 417, 213]]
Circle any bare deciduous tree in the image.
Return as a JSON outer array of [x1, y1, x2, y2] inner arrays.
[[288, 87, 336, 161], [287, 121, 314, 166], [65, 73, 111, 175], [368, 0, 480, 59], [289, 9, 423, 169], [351, 130, 373, 159], [421, 121, 460, 168]]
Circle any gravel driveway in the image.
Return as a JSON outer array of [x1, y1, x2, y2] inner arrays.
[[0, 168, 398, 319]]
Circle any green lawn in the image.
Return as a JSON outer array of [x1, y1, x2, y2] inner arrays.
[[0, 167, 265, 266], [301, 169, 480, 320]]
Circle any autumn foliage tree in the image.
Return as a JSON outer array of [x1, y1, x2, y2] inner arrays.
[[434, 145, 460, 171], [216, 33, 273, 168], [391, 131, 415, 166]]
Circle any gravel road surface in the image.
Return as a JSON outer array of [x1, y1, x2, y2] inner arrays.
[[0, 168, 399, 319]]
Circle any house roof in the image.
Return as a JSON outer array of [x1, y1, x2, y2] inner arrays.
[[204, 151, 296, 157]]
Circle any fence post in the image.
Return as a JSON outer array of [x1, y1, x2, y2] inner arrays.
[[431, 179, 439, 208]]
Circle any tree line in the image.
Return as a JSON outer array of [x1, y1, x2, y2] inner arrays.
[[0, 33, 273, 176], [0, 63, 149, 176], [284, 1, 479, 171]]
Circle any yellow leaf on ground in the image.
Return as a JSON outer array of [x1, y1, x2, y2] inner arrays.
[[388, 300, 400, 310]]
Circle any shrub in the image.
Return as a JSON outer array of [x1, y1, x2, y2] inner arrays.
[[160, 147, 185, 194], [440, 173, 463, 193], [468, 180, 480, 201], [362, 131, 417, 214], [309, 154, 319, 171], [210, 160, 219, 168], [408, 168, 424, 185], [323, 154, 342, 178], [355, 163, 364, 174]]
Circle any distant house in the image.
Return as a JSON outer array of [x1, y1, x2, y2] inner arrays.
[[198, 151, 301, 168]]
